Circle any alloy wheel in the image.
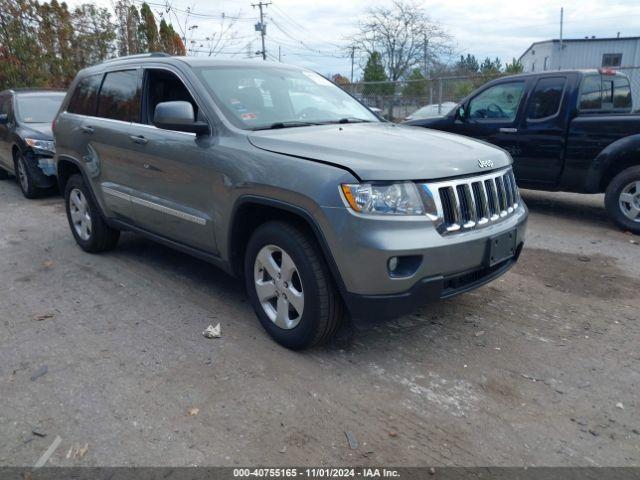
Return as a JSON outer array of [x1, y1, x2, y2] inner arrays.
[[619, 181, 640, 223], [253, 244, 305, 330], [17, 158, 28, 193], [69, 188, 92, 241]]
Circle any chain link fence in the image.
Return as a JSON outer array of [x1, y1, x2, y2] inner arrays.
[[345, 66, 640, 122]]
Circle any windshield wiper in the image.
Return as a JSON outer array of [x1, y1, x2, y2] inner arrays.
[[322, 117, 375, 125], [252, 121, 321, 131]]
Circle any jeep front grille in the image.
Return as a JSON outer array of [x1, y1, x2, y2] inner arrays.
[[420, 167, 521, 234]]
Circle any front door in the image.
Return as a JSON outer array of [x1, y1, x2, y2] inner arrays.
[[514, 75, 570, 186], [126, 67, 217, 254], [458, 80, 528, 162]]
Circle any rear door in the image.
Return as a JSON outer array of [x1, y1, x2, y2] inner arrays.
[[457, 80, 528, 160], [88, 69, 142, 222], [514, 75, 570, 185]]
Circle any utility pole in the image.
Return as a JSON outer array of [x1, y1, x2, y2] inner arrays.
[[559, 7, 564, 70], [252, 2, 271, 60], [278, 45, 282, 62], [350, 46, 355, 84], [423, 35, 428, 77]]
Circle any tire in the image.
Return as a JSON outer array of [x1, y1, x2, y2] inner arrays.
[[605, 166, 640, 234], [14, 152, 44, 199], [64, 174, 120, 253], [244, 221, 344, 350]]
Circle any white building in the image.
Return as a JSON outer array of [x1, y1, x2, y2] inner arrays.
[[519, 36, 640, 108]]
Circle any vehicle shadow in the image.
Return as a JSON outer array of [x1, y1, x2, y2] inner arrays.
[[520, 189, 610, 227]]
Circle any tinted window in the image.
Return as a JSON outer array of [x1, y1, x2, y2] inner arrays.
[[527, 77, 566, 120], [580, 75, 632, 111], [16, 94, 65, 123], [612, 77, 632, 109], [468, 82, 525, 121], [97, 70, 140, 122], [0, 96, 8, 115], [68, 75, 102, 116]]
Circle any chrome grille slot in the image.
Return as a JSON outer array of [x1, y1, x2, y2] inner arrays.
[[426, 167, 521, 235]]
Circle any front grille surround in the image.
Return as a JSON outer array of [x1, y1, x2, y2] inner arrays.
[[419, 167, 521, 235]]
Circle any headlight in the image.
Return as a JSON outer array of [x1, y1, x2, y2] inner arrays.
[[25, 138, 55, 154], [340, 182, 425, 216]]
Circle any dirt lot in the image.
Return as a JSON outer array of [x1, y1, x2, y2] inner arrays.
[[0, 179, 639, 467]]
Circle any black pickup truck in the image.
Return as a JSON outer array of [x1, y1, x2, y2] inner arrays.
[[406, 69, 640, 233]]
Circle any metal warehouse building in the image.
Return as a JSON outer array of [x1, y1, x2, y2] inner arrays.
[[519, 36, 640, 109]]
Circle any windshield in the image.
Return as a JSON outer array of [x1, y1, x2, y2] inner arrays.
[[195, 66, 379, 130], [16, 94, 65, 123]]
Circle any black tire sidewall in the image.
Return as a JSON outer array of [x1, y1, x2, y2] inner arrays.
[[244, 223, 325, 350], [605, 166, 640, 234]]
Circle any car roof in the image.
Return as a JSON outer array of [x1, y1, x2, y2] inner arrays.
[[497, 69, 628, 81], [0, 88, 66, 96], [80, 53, 304, 76]]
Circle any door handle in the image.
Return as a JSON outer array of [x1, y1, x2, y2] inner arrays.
[[129, 135, 148, 145], [80, 125, 94, 134], [499, 128, 518, 133]]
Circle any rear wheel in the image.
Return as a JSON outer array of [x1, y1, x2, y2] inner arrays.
[[244, 221, 344, 350], [605, 166, 640, 234], [64, 174, 120, 252]]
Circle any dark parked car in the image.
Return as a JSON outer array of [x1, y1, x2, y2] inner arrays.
[[406, 69, 640, 233], [0, 89, 66, 198]]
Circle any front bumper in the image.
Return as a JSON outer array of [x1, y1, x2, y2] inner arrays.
[[320, 202, 528, 319]]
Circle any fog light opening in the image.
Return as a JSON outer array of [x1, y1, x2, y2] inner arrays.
[[387, 255, 422, 278]]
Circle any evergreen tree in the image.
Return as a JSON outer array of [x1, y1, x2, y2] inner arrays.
[[139, 3, 159, 52], [363, 51, 394, 96], [402, 68, 426, 98]]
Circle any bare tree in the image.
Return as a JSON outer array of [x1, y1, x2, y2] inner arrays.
[[349, 0, 451, 81], [201, 13, 240, 57]]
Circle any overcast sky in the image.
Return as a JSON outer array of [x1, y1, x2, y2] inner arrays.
[[70, 0, 640, 77]]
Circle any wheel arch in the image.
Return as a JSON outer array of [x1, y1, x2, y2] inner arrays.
[[228, 196, 347, 297], [585, 134, 640, 192]]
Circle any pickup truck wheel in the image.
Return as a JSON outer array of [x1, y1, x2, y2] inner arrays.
[[605, 166, 640, 234], [64, 174, 120, 253], [245, 221, 344, 350]]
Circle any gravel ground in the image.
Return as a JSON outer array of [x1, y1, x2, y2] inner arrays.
[[0, 179, 638, 467]]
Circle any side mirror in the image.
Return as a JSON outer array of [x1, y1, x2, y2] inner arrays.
[[456, 106, 467, 122], [153, 101, 210, 135], [0, 114, 8, 125]]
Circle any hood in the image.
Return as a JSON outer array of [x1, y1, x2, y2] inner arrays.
[[19, 123, 53, 140], [247, 122, 511, 181]]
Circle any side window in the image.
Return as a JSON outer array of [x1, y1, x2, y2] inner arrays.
[[612, 76, 632, 109], [526, 77, 566, 120], [97, 70, 140, 122], [579, 75, 602, 110], [579, 75, 632, 111], [602, 54, 622, 68], [144, 69, 199, 125], [468, 82, 525, 122], [68, 75, 102, 116], [0, 96, 8, 115]]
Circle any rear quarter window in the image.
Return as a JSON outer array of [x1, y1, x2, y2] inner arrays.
[[68, 74, 103, 116], [579, 74, 632, 112]]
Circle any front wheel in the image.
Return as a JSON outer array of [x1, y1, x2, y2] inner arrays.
[[15, 153, 45, 199], [244, 221, 344, 350], [64, 174, 120, 252], [605, 166, 640, 234]]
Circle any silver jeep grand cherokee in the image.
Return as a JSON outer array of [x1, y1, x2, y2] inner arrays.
[[53, 54, 528, 350]]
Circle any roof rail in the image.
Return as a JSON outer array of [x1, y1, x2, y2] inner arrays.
[[101, 52, 171, 64]]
